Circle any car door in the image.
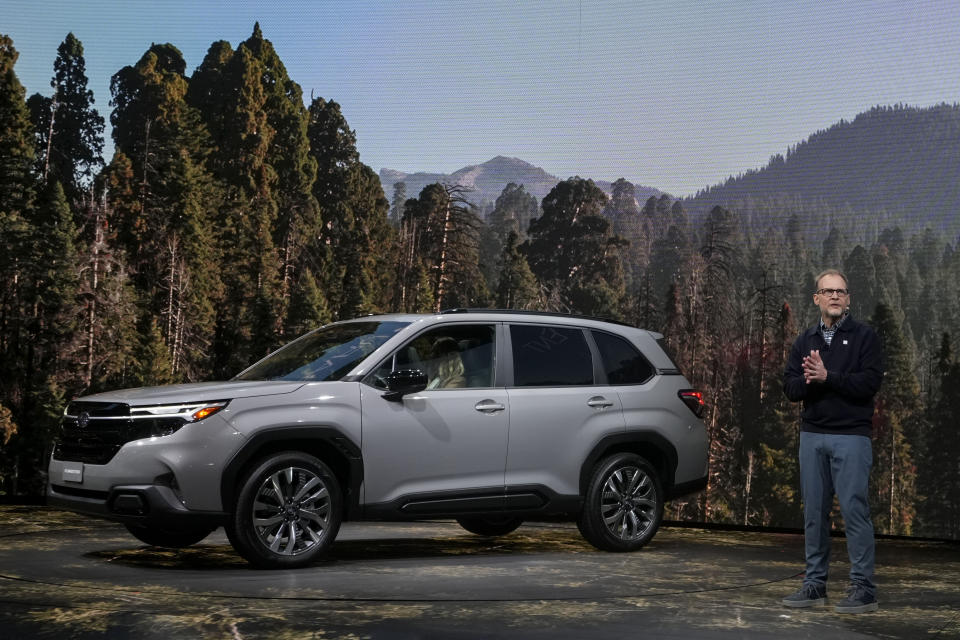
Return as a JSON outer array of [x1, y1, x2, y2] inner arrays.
[[359, 323, 509, 512], [504, 323, 625, 499]]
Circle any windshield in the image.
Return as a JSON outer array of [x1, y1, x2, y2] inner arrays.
[[234, 321, 409, 382]]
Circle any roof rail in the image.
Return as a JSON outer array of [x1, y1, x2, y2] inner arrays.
[[438, 308, 635, 328]]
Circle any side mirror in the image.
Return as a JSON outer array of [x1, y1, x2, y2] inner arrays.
[[383, 369, 429, 401]]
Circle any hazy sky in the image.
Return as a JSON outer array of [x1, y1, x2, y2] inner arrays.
[[5, 0, 960, 197]]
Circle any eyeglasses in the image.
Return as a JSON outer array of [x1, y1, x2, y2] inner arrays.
[[816, 288, 849, 297]]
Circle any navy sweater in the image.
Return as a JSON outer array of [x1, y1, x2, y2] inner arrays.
[[783, 315, 884, 437]]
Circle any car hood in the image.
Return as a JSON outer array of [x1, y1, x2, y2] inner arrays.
[[75, 381, 307, 405]]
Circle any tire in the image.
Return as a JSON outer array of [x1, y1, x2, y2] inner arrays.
[[124, 523, 216, 548], [456, 515, 524, 537], [577, 453, 663, 552], [226, 451, 342, 569]]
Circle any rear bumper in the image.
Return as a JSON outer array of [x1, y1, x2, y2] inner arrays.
[[47, 482, 227, 529]]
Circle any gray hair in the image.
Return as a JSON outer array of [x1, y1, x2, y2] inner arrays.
[[815, 269, 849, 290]]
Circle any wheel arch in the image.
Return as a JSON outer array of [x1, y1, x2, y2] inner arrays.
[[220, 426, 363, 520], [579, 432, 678, 497]]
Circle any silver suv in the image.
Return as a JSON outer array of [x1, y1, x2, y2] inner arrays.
[[48, 310, 708, 568]]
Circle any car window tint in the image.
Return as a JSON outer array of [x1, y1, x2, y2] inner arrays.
[[369, 324, 496, 389], [511, 325, 593, 386], [592, 331, 655, 384]]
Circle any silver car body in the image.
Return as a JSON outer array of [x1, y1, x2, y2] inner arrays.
[[48, 311, 708, 548]]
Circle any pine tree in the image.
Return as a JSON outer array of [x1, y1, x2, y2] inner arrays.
[[389, 181, 406, 227], [0, 34, 39, 495], [477, 183, 538, 292], [605, 178, 649, 295], [108, 42, 224, 379], [918, 334, 960, 537], [523, 177, 625, 316], [284, 270, 331, 338], [189, 25, 316, 373], [29, 33, 105, 205], [496, 231, 540, 309], [132, 317, 175, 387], [307, 97, 395, 319], [870, 302, 920, 535], [72, 194, 139, 392]]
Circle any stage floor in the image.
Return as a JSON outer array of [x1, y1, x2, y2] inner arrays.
[[1, 506, 957, 639]]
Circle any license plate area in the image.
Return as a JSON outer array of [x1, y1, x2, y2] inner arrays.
[[62, 462, 84, 483]]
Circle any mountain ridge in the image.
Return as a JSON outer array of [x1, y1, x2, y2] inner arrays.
[[685, 103, 960, 234], [379, 156, 663, 208]]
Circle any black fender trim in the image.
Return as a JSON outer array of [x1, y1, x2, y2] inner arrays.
[[220, 426, 363, 519], [580, 432, 679, 495]]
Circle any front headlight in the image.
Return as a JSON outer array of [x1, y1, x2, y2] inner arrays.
[[128, 401, 230, 437], [129, 400, 229, 423]]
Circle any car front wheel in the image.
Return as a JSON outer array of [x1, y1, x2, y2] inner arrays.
[[578, 453, 663, 552], [227, 452, 342, 569]]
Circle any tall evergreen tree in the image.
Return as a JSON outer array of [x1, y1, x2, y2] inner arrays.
[[306, 97, 394, 320], [189, 25, 317, 373], [605, 178, 648, 294], [523, 177, 625, 316], [496, 231, 540, 309], [478, 183, 538, 291], [28, 33, 104, 205], [0, 34, 39, 495], [108, 42, 223, 379], [389, 181, 406, 227], [918, 334, 960, 537], [870, 302, 920, 535], [407, 184, 485, 311]]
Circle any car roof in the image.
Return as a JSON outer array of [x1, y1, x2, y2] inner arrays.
[[336, 309, 650, 334]]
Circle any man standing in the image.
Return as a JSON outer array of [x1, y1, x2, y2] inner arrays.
[[782, 269, 884, 614]]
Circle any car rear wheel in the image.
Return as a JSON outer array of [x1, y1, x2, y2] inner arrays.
[[456, 515, 523, 537], [578, 453, 663, 552], [124, 523, 216, 548], [226, 452, 342, 569]]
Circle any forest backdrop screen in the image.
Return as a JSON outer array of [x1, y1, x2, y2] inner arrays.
[[2, 1, 959, 539]]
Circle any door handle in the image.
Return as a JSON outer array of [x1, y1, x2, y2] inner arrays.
[[587, 396, 614, 409], [475, 400, 506, 414]]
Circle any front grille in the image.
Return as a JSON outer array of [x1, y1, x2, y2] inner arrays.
[[53, 401, 187, 465]]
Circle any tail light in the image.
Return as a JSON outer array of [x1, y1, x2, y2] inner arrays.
[[678, 389, 705, 418]]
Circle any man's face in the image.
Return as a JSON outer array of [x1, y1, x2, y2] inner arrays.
[[814, 274, 850, 322]]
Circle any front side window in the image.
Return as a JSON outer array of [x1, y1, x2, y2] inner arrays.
[[368, 324, 496, 389], [592, 331, 655, 384], [234, 321, 409, 382], [511, 324, 593, 386]]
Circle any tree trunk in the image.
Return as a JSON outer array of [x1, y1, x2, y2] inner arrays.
[[434, 198, 452, 312], [43, 91, 58, 182]]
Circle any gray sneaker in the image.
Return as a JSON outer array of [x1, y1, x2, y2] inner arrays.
[[834, 584, 878, 613], [782, 583, 827, 608]]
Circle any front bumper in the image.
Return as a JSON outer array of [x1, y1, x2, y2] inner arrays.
[[47, 482, 227, 528]]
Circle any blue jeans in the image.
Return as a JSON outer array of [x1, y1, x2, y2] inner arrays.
[[799, 431, 876, 594]]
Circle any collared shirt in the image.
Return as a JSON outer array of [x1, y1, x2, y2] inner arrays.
[[819, 313, 848, 347]]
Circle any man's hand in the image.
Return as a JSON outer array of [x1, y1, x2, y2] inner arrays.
[[802, 350, 828, 384]]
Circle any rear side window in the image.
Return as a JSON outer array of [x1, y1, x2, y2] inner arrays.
[[592, 331, 655, 384], [511, 325, 593, 386]]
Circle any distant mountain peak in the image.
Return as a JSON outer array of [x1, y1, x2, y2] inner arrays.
[[379, 157, 660, 206]]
